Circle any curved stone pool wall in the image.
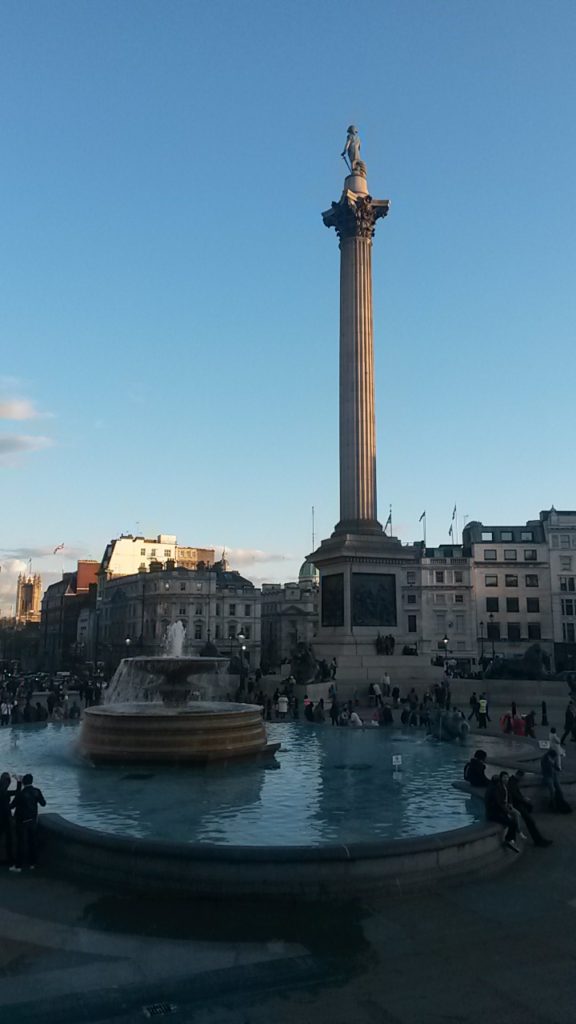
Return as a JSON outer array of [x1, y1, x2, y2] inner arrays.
[[39, 813, 516, 900]]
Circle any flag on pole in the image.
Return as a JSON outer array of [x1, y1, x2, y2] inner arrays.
[[419, 511, 426, 522], [448, 524, 453, 538], [451, 504, 457, 521], [384, 510, 392, 531], [53, 543, 64, 554]]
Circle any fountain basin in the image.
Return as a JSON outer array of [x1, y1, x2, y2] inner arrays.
[[78, 701, 280, 764]]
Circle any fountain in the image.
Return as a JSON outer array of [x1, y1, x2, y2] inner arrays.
[[78, 624, 279, 764]]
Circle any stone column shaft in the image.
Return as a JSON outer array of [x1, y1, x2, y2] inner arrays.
[[339, 235, 377, 528], [323, 185, 390, 535]]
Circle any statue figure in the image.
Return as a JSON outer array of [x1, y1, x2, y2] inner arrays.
[[341, 125, 366, 176]]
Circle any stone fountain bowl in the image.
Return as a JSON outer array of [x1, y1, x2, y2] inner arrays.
[[78, 700, 280, 765]]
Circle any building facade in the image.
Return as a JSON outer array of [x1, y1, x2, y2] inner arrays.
[[540, 508, 576, 671], [260, 561, 319, 669], [462, 521, 553, 663], [97, 561, 261, 671], [41, 560, 100, 670], [100, 533, 215, 579]]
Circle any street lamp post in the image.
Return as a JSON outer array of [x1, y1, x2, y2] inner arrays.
[[488, 613, 495, 660], [125, 636, 131, 660], [237, 632, 247, 694], [479, 620, 485, 660], [442, 634, 449, 669]]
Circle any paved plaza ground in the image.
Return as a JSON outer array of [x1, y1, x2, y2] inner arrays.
[[1, 714, 575, 1024]]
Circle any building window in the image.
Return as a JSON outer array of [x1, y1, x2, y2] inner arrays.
[[195, 604, 203, 615], [508, 623, 521, 641], [561, 599, 574, 616], [560, 577, 576, 592], [150, 549, 156, 556], [486, 621, 500, 640], [216, 603, 221, 616], [504, 550, 517, 561], [454, 594, 464, 604], [521, 531, 533, 542], [506, 598, 520, 613], [551, 535, 559, 548], [179, 606, 186, 616], [563, 622, 575, 642], [407, 593, 416, 604], [560, 556, 573, 571], [485, 575, 498, 587], [244, 604, 251, 616], [194, 622, 203, 640], [407, 571, 416, 585], [525, 575, 539, 588], [561, 534, 571, 549], [242, 625, 251, 640], [434, 593, 446, 605], [408, 614, 417, 633], [484, 550, 497, 561], [527, 597, 540, 613], [486, 597, 499, 612], [229, 603, 236, 616], [454, 571, 463, 583], [500, 531, 513, 542], [528, 622, 541, 641], [180, 582, 186, 591], [524, 550, 537, 561], [481, 531, 493, 541], [505, 575, 518, 587], [164, 549, 171, 557], [228, 622, 237, 639], [215, 624, 221, 639], [140, 548, 146, 556], [435, 571, 445, 583]]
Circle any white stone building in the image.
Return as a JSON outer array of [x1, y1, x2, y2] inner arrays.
[[462, 521, 553, 663], [100, 534, 214, 579]]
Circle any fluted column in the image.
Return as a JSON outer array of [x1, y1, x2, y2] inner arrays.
[[323, 184, 390, 535]]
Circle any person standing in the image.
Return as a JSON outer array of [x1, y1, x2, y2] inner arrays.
[[10, 774, 46, 872], [541, 749, 568, 811], [0, 772, 19, 867], [382, 672, 391, 697], [329, 657, 337, 680], [468, 691, 479, 722], [561, 701, 576, 745], [277, 694, 288, 719], [477, 694, 490, 729], [372, 681, 383, 708], [548, 727, 565, 769]]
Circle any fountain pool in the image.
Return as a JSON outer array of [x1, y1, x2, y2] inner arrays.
[[0, 722, 521, 845]]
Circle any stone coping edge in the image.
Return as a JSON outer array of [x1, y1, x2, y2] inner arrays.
[[39, 813, 502, 864]]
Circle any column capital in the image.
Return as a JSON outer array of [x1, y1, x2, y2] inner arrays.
[[322, 190, 390, 241]]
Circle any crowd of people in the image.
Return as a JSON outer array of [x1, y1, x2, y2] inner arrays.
[[0, 670, 102, 727], [465, 745, 571, 852]]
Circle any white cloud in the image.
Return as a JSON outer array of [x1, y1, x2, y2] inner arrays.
[[216, 547, 292, 567], [0, 435, 53, 462], [0, 398, 42, 420], [0, 545, 89, 561]]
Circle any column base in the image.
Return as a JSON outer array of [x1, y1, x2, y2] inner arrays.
[[333, 518, 383, 536]]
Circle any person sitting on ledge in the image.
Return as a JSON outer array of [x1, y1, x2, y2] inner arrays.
[[507, 770, 552, 848], [464, 749, 490, 788], [349, 710, 363, 728], [485, 772, 520, 852]]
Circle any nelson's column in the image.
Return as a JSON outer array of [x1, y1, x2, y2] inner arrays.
[[311, 128, 420, 677]]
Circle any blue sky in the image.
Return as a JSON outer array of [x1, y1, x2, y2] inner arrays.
[[1, 1, 575, 607]]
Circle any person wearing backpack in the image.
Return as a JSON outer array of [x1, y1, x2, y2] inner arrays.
[[10, 773, 46, 872]]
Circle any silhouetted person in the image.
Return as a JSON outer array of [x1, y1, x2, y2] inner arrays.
[[11, 774, 46, 871], [508, 770, 552, 847]]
